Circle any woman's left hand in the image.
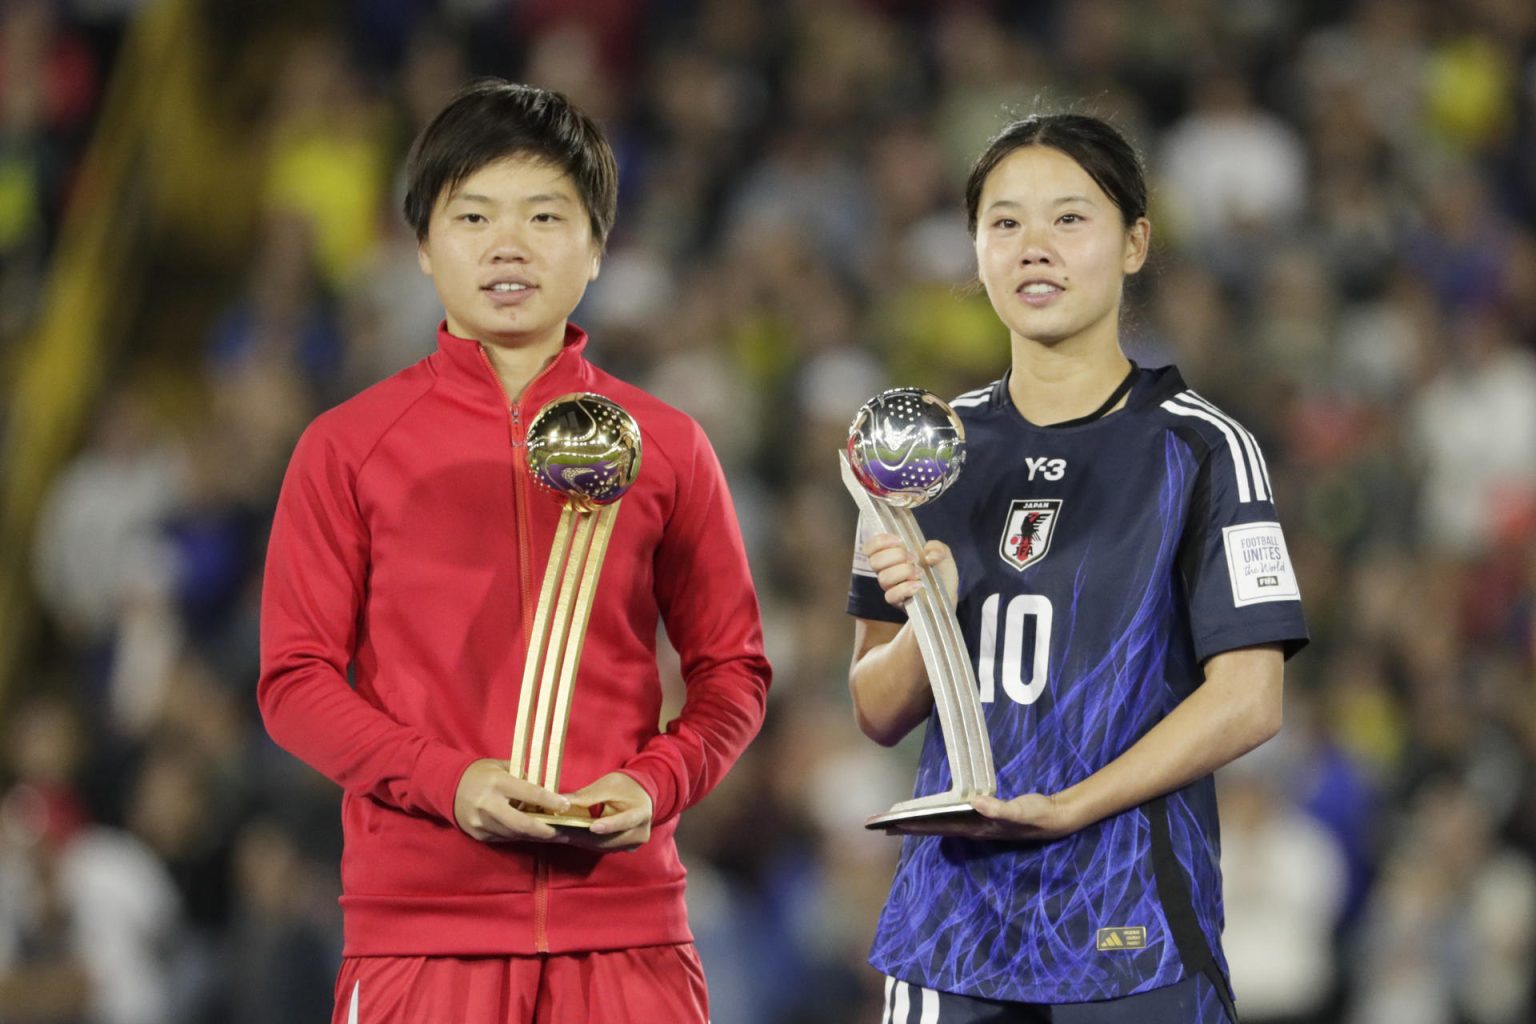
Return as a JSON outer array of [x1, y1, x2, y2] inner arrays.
[[967, 792, 1081, 841], [561, 772, 654, 852]]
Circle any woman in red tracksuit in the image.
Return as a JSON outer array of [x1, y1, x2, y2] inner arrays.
[[258, 79, 771, 1024]]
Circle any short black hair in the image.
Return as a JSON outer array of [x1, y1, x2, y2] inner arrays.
[[965, 114, 1147, 236], [403, 79, 618, 247]]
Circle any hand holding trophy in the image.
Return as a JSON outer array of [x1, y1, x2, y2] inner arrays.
[[510, 393, 642, 828], [842, 388, 999, 837]]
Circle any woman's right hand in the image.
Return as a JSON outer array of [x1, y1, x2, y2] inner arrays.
[[863, 532, 958, 609], [453, 758, 571, 843]]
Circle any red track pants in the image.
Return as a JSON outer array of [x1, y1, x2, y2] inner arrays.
[[332, 944, 709, 1024]]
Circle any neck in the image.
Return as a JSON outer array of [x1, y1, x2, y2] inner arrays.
[[468, 325, 568, 401], [1007, 331, 1132, 426]]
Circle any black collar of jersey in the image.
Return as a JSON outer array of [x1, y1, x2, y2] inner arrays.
[[982, 364, 1190, 427], [1047, 361, 1139, 428]]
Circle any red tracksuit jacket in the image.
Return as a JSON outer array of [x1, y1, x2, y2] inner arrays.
[[258, 322, 771, 956]]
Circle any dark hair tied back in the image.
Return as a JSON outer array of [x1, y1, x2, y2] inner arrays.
[[964, 114, 1147, 236]]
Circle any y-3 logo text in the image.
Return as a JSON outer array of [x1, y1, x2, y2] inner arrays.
[[1025, 457, 1066, 481]]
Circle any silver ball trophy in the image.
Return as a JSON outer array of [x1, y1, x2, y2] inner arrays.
[[510, 393, 642, 827], [841, 388, 998, 836]]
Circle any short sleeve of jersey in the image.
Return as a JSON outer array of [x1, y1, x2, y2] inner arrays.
[[1177, 423, 1309, 663], [847, 510, 906, 624]]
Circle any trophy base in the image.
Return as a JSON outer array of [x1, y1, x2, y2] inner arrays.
[[524, 811, 596, 830], [866, 800, 1008, 838]]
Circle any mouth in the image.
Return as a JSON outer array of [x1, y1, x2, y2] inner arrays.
[[1016, 279, 1064, 306], [483, 278, 536, 305]]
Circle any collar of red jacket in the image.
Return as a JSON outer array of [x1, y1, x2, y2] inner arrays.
[[431, 320, 594, 408]]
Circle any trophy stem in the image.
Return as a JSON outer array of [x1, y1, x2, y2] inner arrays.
[[894, 512, 996, 794], [526, 510, 596, 787], [509, 500, 623, 830], [511, 505, 577, 782], [839, 455, 997, 828], [539, 500, 621, 791]]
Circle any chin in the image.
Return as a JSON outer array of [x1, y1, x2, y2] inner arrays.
[[1011, 322, 1077, 346]]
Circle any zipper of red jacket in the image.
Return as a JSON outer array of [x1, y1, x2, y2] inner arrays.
[[477, 342, 561, 954]]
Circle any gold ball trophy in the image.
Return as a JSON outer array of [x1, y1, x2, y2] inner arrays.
[[510, 393, 642, 827], [841, 388, 999, 837]]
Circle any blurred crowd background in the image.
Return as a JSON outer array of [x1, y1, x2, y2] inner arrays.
[[0, 0, 1534, 1022]]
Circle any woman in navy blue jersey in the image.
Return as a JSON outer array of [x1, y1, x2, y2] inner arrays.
[[846, 114, 1308, 1023]]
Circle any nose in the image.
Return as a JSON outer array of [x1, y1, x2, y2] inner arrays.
[[488, 224, 530, 263], [1018, 232, 1055, 267]]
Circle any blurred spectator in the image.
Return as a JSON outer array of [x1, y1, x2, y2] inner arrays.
[[1408, 310, 1536, 554], [1347, 779, 1536, 1024], [205, 212, 347, 402], [0, 697, 182, 1024], [223, 818, 338, 1024], [31, 392, 182, 647], [260, 34, 389, 293], [31, 391, 186, 739], [1220, 745, 1349, 1024], [1158, 67, 1307, 276]]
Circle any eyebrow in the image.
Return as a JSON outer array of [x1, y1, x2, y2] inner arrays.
[[447, 191, 575, 205], [984, 194, 1100, 213]]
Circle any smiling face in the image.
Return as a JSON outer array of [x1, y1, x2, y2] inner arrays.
[[417, 155, 601, 350], [974, 145, 1150, 353]]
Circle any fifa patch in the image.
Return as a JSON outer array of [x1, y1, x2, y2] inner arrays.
[[1000, 499, 1061, 571], [1222, 521, 1300, 606], [1096, 926, 1147, 951]]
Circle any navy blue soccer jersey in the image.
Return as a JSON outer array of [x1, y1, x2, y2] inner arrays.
[[846, 365, 1308, 1004]]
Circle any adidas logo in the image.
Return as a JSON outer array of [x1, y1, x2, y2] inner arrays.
[[1096, 926, 1147, 951]]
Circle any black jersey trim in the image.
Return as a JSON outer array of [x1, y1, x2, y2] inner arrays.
[[1041, 362, 1140, 428], [1139, 365, 1190, 406], [962, 365, 1190, 428], [1146, 795, 1240, 1022]]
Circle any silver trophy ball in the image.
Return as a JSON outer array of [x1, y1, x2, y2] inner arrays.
[[526, 393, 642, 510], [846, 388, 966, 508]]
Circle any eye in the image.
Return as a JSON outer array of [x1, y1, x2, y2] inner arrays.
[[457, 212, 487, 224], [533, 212, 563, 224], [1057, 213, 1084, 225], [993, 217, 1019, 230]]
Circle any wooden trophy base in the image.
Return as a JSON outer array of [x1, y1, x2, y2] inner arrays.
[[525, 810, 596, 830]]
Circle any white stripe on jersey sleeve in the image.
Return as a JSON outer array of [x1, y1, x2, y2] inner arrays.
[[949, 385, 992, 408], [892, 980, 911, 1023], [1180, 391, 1272, 500], [1161, 397, 1254, 503], [347, 981, 360, 1024], [919, 986, 940, 1024]]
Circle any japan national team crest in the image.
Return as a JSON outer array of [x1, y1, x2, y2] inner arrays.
[[1000, 499, 1062, 571]]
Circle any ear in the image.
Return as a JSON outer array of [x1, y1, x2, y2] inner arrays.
[[1123, 218, 1151, 275], [589, 250, 602, 283], [417, 239, 433, 277]]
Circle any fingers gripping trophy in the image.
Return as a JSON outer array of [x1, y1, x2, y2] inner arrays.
[[841, 388, 999, 837], [510, 393, 641, 827]]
